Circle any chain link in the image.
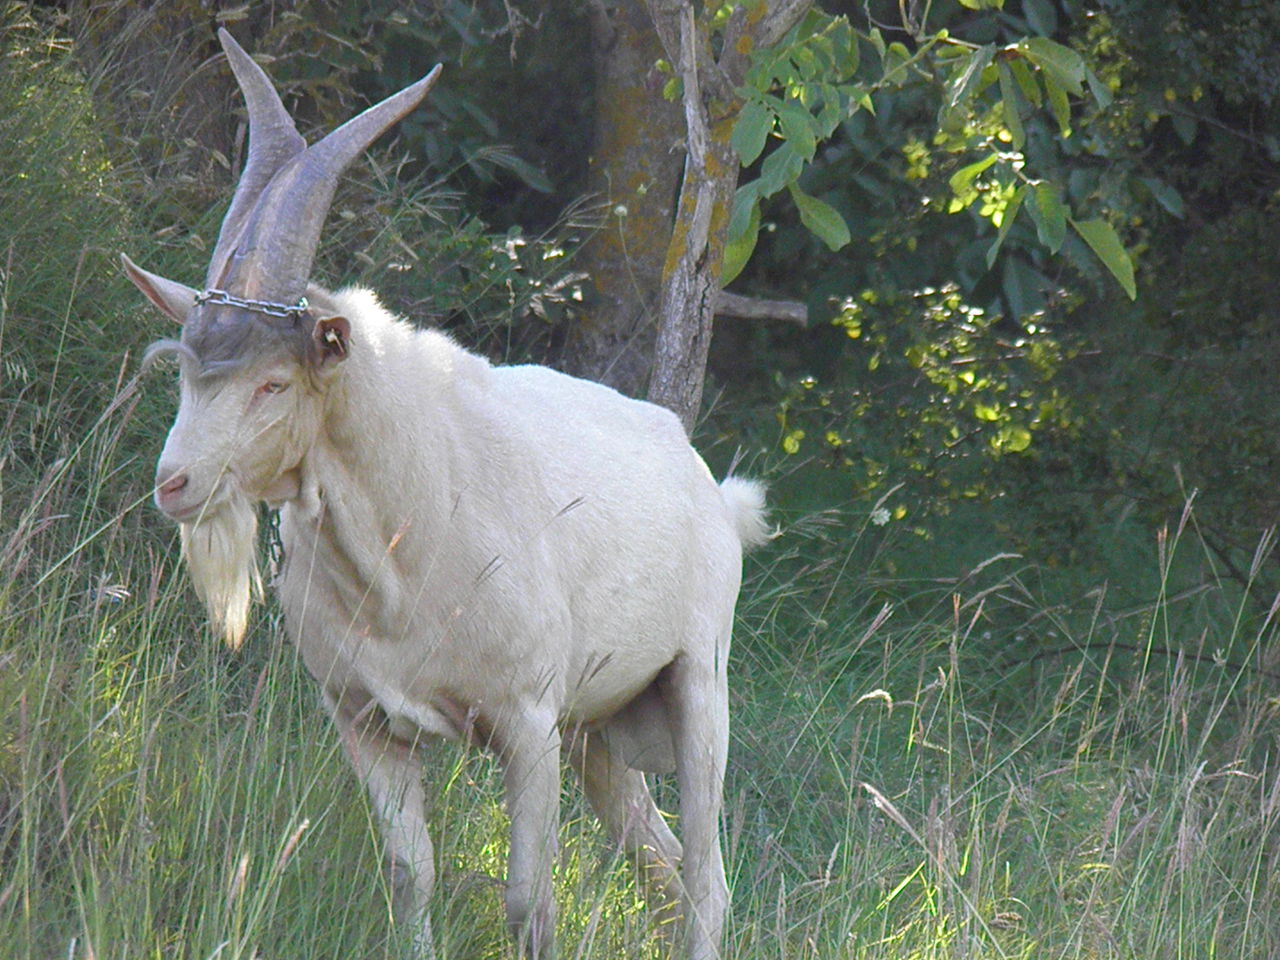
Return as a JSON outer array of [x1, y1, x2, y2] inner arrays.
[[194, 288, 309, 319]]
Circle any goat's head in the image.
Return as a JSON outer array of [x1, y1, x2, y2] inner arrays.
[[124, 30, 439, 647]]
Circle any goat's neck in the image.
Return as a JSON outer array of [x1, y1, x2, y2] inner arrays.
[[288, 328, 468, 600]]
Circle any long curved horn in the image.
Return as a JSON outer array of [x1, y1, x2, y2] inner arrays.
[[206, 28, 306, 289], [218, 64, 443, 302]]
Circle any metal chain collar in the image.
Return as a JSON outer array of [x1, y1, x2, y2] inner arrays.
[[194, 288, 309, 319], [264, 507, 285, 580]]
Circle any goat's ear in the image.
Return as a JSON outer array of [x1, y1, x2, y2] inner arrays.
[[310, 315, 351, 368], [121, 253, 197, 324]]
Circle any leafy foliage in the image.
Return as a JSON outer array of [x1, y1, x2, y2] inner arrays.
[[774, 284, 1079, 519], [726, 3, 1134, 297]]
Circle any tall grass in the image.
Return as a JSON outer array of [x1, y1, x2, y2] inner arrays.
[[6, 359, 1280, 959], [4, 8, 1280, 959]]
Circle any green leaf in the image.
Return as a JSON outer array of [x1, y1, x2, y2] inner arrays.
[[986, 184, 1026, 267], [1002, 256, 1048, 318], [995, 424, 1032, 453], [1021, 37, 1085, 96], [867, 28, 885, 60], [832, 19, 859, 76], [720, 197, 761, 286], [1009, 57, 1042, 107], [788, 182, 851, 251], [1045, 74, 1071, 136], [757, 141, 804, 198], [777, 98, 818, 160], [883, 41, 911, 86], [1032, 183, 1067, 253], [1071, 217, 1136, 299], [1140, 176, 1185, 218], [816, 85, 842, 138], [727, 182, 760, 241], [1085, 65, 1113, 109], [850, 84, 875, 115], [948, 152, 999, 197], [997, 62, 1025, 150], [733, 99, 773, 166], [944, 44, 996, 115]]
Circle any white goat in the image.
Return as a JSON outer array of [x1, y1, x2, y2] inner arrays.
[[123, 30, 768, 960]]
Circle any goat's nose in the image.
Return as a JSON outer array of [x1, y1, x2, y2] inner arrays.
[[156, 471, 188, 502]]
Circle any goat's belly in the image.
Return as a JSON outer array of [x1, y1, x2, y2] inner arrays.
[[560, 646, 672, 724]]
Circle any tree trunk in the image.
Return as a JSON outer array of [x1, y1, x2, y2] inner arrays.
[[564, 0, 686, 397], [642, 0, 810, 432]]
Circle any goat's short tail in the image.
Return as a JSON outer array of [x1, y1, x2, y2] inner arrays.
[[719, 476, 772, 551]]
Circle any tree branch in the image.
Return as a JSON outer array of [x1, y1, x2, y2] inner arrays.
[[714, 290, 807, 326], [752, 0, 814, 49]]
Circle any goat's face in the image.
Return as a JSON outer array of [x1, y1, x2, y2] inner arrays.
[[151, 313, 348, 649], [155, 351, 321, 523], [124, 251, 352, 648]]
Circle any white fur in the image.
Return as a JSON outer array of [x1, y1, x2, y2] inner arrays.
[[156, 286, 766, 959], [179, 496, 261, 649]]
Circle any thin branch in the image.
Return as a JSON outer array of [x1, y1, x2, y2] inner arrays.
[[714, 290, 807, 326]]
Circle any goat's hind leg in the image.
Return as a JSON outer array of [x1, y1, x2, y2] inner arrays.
[[565, 727, 683, 933], [328, 695, 436, 956], [667, 647, 730, 960]]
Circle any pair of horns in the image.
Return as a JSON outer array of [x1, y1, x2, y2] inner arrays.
[[206, 29, 441, 303]]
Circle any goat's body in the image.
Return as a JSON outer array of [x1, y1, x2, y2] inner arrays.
[[263, 287, 755, 957], [279, 288, 742, 740]]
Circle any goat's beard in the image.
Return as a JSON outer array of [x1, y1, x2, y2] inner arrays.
[[180, 495, 263, 650]]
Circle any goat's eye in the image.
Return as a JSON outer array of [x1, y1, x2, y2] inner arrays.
[[257, 380, 290, 397]]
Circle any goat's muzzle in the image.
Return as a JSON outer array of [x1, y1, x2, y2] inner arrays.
[[155, 467, 198, 521]]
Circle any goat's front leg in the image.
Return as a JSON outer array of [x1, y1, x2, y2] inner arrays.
[[500, 710, 562, 958], [328, 695, 436, 956]]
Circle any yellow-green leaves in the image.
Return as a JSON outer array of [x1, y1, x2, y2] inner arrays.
[[986, 184, 1026, 266], [992, 424, 1032, 453], [948, 153, 1000, 213]]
